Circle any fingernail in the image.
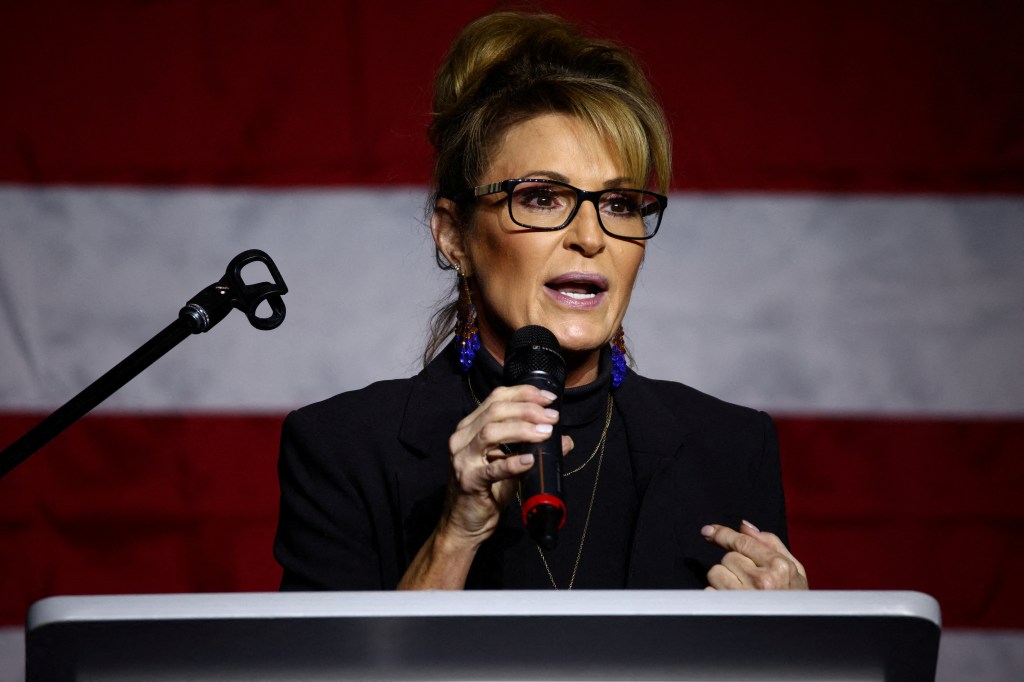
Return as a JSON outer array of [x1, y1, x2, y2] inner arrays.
[[700, 525, 715, 539], [519, 454, 534, 466], [741, 519, 760, 532], [539, 390, 557, 401], [543, 408, 559, 419], [535, 423, 553, 434]]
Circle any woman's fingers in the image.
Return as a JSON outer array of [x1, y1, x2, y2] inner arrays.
[[561, 434, 574, 456], [702, 523, 776, 565], [737, 521, 808, 581], [442, 384, 562, 537], [450, 385, 560, 464], [701, 521, 809, 590], [472, 383, 558, 414], [470, 453, 534, 487]]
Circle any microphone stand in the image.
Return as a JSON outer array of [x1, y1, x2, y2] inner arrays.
[[0, 249, 288, 480]]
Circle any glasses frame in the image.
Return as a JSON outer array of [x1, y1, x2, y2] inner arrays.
[[453, 178, 668, 240]]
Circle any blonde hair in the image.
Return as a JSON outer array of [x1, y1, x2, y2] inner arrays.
[[424, 11, 672, 365]]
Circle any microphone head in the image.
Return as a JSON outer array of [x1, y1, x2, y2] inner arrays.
[[503, 325, 566, 386]]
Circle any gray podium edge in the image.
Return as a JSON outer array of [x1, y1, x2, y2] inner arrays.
[[26, 590, 942, 681]]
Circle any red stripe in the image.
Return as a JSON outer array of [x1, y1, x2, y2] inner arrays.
[[0, 414, 283, 625], [1, 1, 1021, 191], [776, 416, 1024, 629], [2, 413, 1022, 627]]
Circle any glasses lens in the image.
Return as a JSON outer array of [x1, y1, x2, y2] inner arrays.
[[509, 181, 577, 228], [598, 190, 662, 238]]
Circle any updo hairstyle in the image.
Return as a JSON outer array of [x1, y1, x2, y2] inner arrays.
[[424, 11, 672, 365]]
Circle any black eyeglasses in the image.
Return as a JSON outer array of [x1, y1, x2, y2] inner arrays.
[[452, 178, 667, 240]]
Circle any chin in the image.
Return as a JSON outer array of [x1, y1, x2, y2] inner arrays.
[[549, 324, 611, 355]]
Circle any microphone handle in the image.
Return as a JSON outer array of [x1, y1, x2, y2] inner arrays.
[[516, 373, 565, 550]]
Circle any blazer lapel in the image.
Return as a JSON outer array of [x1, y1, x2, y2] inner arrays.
[[615, 371, 688, 494], [397, 358, 464, 461], [615, 372, 703, 587], [394, 350, 467, 562]]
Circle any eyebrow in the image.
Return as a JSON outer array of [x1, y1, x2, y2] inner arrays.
[[517, 171, 635, 188]]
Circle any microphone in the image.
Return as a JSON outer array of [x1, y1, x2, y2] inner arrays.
[[503, 325, 567, 550]]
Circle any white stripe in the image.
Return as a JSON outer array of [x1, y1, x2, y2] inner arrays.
[[1, 186, 1022, 415]]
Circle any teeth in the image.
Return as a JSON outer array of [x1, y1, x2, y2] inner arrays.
[[562, 291, 596, 300]]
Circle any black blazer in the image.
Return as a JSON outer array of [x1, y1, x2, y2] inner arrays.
[[274, 346, 788, 590]]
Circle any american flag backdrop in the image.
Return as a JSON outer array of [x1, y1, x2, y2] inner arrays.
[[1, 0, 1023, 633]]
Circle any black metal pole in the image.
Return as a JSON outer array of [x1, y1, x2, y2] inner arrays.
[[0, 248, 288, 480], [0, 316, 195, 479]]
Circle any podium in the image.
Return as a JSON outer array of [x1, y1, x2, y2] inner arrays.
[[26, 590, 940, 681]]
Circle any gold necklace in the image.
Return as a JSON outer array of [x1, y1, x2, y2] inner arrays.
[[524, 429, 606, 590], [467, 377, 614, 590], [564, 394, 613, 477]]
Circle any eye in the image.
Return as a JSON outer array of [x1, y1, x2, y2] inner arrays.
[[512, 183, 571, 212], [601, 191, 643, 217]]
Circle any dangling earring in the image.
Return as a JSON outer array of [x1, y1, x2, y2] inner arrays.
[[454, 266, 480, 371], [610, 327, 627, 388]]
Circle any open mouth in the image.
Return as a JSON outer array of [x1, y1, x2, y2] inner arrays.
[[548, 283, 601, 300], [544, 273, 609, 305]]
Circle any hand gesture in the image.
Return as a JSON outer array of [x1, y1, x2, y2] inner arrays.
[[701, 520, 808, 590]]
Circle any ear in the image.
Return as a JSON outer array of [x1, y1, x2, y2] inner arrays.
[[431, 198, 470, 275]]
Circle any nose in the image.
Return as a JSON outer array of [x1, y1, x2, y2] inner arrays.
[[563, 198, 606, 256]]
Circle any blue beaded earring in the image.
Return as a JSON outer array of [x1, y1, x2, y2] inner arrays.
[[610, 327, 627, 388], [455, 267, 480, 371]]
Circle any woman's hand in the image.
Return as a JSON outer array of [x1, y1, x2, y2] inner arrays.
[[398, 384, 572, 589], [443, 384, 570, 539], [701, 520, 808, 590]]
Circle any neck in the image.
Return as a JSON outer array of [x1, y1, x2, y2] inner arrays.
[[563, 349, 601, 388]]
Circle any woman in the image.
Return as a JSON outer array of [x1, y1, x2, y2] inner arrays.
[[275, 11, 807, 591]]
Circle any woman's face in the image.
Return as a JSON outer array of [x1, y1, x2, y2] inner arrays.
[[437, 113, 646, 384]]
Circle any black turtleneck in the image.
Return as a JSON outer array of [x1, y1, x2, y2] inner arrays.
[[463, 346, 638, 589]]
